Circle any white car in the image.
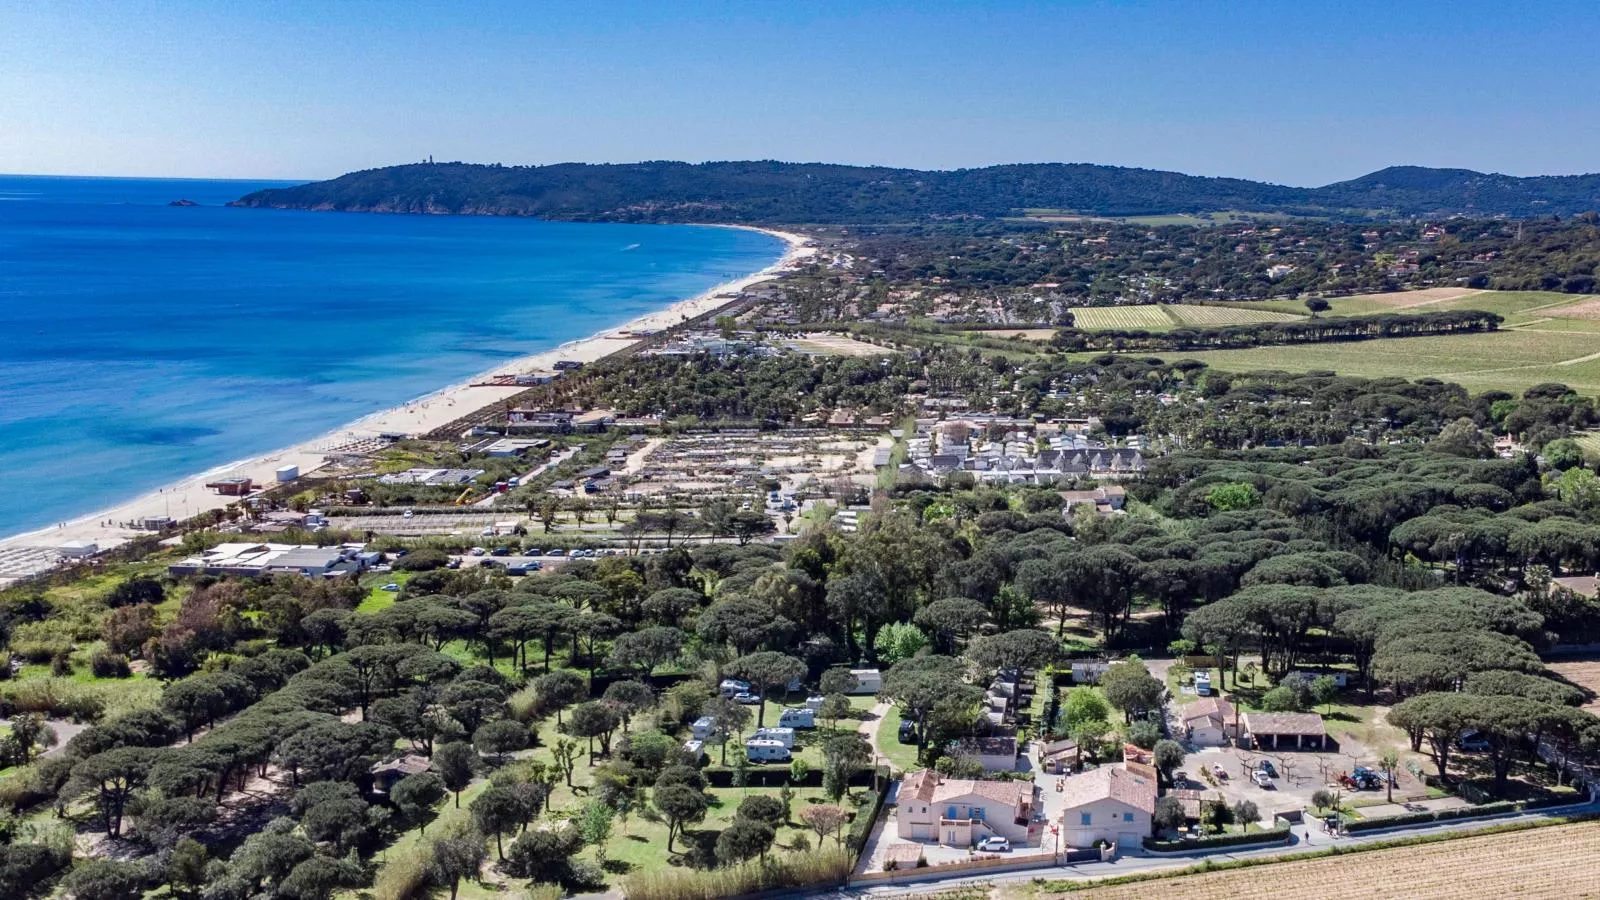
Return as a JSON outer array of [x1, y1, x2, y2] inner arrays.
[[1252, 770, 1274, 788], [380, 583, 400, 592], [977, 836, 1011, 852]]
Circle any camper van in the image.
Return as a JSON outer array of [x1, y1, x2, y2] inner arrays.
[[719, 679, 751, 699], [745, 739, 792, 762], [682, 740, 708, 765], [691, 716, 718, 740], [752, 727, 796, 748], [1194, 672, 1212, 697], [804, 695, 827, 712], [778, 708, 816, 729]]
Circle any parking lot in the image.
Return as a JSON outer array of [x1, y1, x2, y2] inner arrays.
[[1175, 743, 1431, 820]]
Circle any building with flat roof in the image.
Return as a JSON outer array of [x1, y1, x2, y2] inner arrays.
[[168, 542, 366, 578]]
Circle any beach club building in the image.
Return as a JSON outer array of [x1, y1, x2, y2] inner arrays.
[[168, 542, 368, 578]]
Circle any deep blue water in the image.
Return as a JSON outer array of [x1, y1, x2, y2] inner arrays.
[[0, 175, 784, 538]]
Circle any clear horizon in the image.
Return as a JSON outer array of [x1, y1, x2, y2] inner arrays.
[[3, 0, 1598, 185]]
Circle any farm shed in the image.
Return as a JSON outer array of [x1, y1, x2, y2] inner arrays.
[[1242, 711, 1327, 750]]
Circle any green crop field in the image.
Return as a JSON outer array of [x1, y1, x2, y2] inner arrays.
[[1220, 290, 1593, 323], [1170, 326, 1600, 396]]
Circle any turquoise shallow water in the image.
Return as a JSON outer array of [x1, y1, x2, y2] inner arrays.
[[0, 175, 784, 538]]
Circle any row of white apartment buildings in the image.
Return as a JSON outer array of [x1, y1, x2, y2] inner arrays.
[[900, 418, 1147, 486]]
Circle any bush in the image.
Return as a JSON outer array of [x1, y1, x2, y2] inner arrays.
[[1342, 797, 1568, 833], [91, 652, 132, 679], [623, 847, 851, 900], [1144, 822, 1290, 851], [392, 549, 450, 572], [8, 622, 73, 663]]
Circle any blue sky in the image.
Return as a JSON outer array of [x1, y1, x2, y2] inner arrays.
[[2, 0, 1597, 184]]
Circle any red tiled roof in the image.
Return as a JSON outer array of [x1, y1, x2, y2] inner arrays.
[[1058, 764, 1157, 815], [900, 770, 1031, 809]]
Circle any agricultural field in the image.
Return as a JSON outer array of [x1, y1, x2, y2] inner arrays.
[[1545, 657, 1600, 715], [1169, 326, 1600, 396], [1061, 304, 1308, 332], [1066, 305, 1179, 330], [1222, 289, 1593, 324], [1041, 821, 1600, 899], [1166, 305, 1305, 327]]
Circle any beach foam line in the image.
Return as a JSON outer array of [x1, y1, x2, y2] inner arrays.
[[0, 228, 811, 555]]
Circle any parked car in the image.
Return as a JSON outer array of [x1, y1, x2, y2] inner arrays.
[[1457, 730, 1491, 752], [977, 836, 1011, 852], [403, 509, 414, 519], [526, 549, 542, 557], [1210, 763, 1229, 780], [380, 583, 400, 592], [1252, 770, 1274, 788], [469, 547, 487, 556], [489, 546, 511, 556], [1258, 761, 1278, 778], [732, 692, 761, 705], [898, 720, 916, 743], [548, 549, 565, 556], [445, 558, 462, 569]]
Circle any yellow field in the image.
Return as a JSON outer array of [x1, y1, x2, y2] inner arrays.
[[1065, 304, 1304, 331], [1168, 305, 1304, 327], [1048, 821, 1600, 899], [1068, 306, 1177, 330]]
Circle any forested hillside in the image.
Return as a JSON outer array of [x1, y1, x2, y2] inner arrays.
[[232, 160, 1600, 223]]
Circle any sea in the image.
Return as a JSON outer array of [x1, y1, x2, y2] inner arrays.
[[0, 175, 786, 539]]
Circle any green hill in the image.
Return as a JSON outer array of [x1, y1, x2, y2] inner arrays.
[[232, 160, 1600, 223]]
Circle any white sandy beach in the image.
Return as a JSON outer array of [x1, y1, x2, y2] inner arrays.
[[1, 228, 812, 563]]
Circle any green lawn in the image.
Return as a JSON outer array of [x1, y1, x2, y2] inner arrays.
[[355, 572, 411, 613], [876, 706, 922, 774]]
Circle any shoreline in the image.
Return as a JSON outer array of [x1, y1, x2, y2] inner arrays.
[[0, 227, 812, 561]]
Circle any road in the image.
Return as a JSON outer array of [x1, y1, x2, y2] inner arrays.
[[808, 799, 1600, 897]]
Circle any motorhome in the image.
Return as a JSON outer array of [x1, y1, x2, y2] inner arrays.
[[691, 716, 718, 740], [778, 708, 816, 729], [752, 727, 796, 748], [745, 739, 792, 762]]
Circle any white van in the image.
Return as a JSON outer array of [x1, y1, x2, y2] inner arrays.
[[752, 727, 796, 748], [804, 694, 827, 712], [746, 739, 791, 762], [691, 716, 718, 740], [778, 708, 815, 729], [719, 679, 751, 699]]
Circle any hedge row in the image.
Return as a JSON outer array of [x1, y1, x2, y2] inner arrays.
[[1143, 822, 1290, 852], [849, 766, 893, 852], [1343, 796, 1570, 833]]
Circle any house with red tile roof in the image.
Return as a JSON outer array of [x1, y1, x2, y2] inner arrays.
[[1058, 764, 1157, 849], [896, 769, 1040, 846]]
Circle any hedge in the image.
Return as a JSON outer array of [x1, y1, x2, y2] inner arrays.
[[848, 766, 893, 853], [699, 766, 877, 790], [1144, 822, 1291, 852], [1343, 796, 1570, 833]]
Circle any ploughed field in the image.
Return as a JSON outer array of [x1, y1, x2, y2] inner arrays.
[[1047, 821, 1600, 900]]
